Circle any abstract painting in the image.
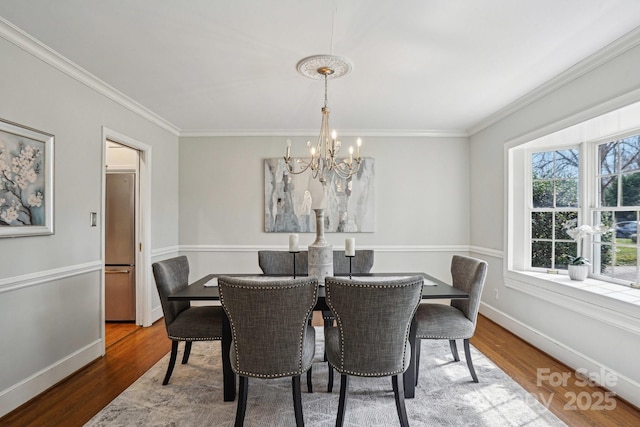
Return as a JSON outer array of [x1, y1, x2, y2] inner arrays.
[[264, 157, 375, 233]]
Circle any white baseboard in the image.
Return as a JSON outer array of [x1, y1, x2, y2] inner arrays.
[[479, 302, 640, 409], [151, 305, 164, 324], [0, 339, 103, 418]]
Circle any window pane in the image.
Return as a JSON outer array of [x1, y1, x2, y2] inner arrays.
[[555, 150, 579, 178], [556, 241, 575, 269], [600, 176, 617, 207], [556, 179, 578, 207], [599, 141, 617, 175], [532, 212, 552, 239], [558, 211, 577, 240], [620, 136, 640, 172], [532, 152, 554, 179], [533, 181, 554, 207], [532, 241, 552, 268], [621, 172, 640, 207]]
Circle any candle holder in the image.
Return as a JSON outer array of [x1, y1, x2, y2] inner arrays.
[[346, 254, 354, 279], [289, 251, 300, 278]]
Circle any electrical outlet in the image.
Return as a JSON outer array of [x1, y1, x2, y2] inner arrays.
[[494, 289, 499, 300]]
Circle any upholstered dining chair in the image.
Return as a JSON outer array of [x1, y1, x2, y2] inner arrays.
[[324, 250, 374, 390], [324, 276, 424, 427], [414, 255, 488, 384], [151, 256, 224, 385], [217, 276, 318, 427], [257, 249, 375, 390]]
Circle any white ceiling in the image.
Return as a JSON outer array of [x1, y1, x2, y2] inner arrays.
[[1, 0, 640, 135]]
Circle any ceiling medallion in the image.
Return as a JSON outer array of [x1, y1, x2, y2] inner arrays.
[[296, 55, 353, 80], [284, 54, 362, 183]]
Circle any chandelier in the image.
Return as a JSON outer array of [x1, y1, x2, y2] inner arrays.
[[284, 55, 362, 183]]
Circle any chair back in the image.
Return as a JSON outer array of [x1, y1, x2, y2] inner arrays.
[[152, 256, 191, 330], [333, 250, 374, 274], [324, 276, 423, 376], [258, 249, 374, 275], [450, 255, 488, 325], [258, 250, 309, 275], [217, 276, 318, 378]]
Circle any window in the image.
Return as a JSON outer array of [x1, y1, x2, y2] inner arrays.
[[530, 149, 579, 270], [592, 136, 640, 284], [527, 137, 640, 286]]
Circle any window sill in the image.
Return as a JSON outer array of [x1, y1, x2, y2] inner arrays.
[[504, 270, 640, 335]]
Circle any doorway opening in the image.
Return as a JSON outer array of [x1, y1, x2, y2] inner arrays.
[[102, 127, 153, 354], [105, 141, 139, 345]]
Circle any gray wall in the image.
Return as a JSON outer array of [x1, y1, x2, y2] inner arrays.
[[470, 40, 640, 406], [0, 28, 180, 415], [178, 135, 471, 282]]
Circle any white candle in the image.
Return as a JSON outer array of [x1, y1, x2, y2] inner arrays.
[[289, 234, 299, 252], [345, 238, 355, 256]]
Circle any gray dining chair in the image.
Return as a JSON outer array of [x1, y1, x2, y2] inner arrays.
[[151, 256, 224, 385], [324, 250, 374, 391], [257, 248, 375, 391], [414, 255, 488, 383], [324, 276, 424, 427], [258, 250, 309, 276], [217, 276, 318, 427]]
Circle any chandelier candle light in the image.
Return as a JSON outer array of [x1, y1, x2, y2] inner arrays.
[[284, 55, 362, 184]]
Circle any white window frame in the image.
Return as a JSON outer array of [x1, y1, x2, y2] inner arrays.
[[526, 146, 581, 273], [505, 99, 640, 333]]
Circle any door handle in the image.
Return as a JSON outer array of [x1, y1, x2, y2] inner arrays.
[[106, 269, 130, 274]]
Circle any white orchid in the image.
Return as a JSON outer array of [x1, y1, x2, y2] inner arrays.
[[562, 219, 612, 264], [563, 219, 611, 241]]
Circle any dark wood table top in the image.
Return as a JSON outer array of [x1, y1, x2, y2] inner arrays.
[[168, 272, 469, 301]]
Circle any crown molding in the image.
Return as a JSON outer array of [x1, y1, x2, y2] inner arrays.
[[468, 25, 640, 136], [179, 129, 469, 138], [0, 17, 180, 136]]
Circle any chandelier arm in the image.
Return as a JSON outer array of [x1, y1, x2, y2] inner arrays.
[[284, 55, 362, 184]]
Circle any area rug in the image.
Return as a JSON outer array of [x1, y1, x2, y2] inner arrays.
[[86, 328, 565, 426]]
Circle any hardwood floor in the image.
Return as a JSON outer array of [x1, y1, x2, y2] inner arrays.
[[1, 315, 639, 426]]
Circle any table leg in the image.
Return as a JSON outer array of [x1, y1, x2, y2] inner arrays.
[[403, 317, 417, 398], [222, 313, 236, 401]]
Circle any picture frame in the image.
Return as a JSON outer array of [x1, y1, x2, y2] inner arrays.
[[264, 157, 375, 233], [0, 118, 54, 237]]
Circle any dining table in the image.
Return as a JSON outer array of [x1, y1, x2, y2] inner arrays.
[[168, 272, 469, 401]]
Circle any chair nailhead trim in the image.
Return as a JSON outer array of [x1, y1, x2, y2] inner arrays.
[[325, 277, 423, 376], [167, 335, 223, 341], [219, 278, 318, 377]]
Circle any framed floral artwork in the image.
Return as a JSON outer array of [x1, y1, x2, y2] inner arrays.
[[0, 118, 54, 237]]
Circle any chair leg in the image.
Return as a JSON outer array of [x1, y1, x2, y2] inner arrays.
[[328, 364, 334, 392], [414, 339, 421, 386], [392, 374, 410, 427], [162, 340, 179, 385], [449, 339, 460, 362], [323, 318, 332, 362], [336, 375, 349, 427], [182, 341, 192, 364], [463, 339, 478, 383], [235, 376, 249, 427], [292, 375, 304, 427], [307, 366, 313, 393]]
